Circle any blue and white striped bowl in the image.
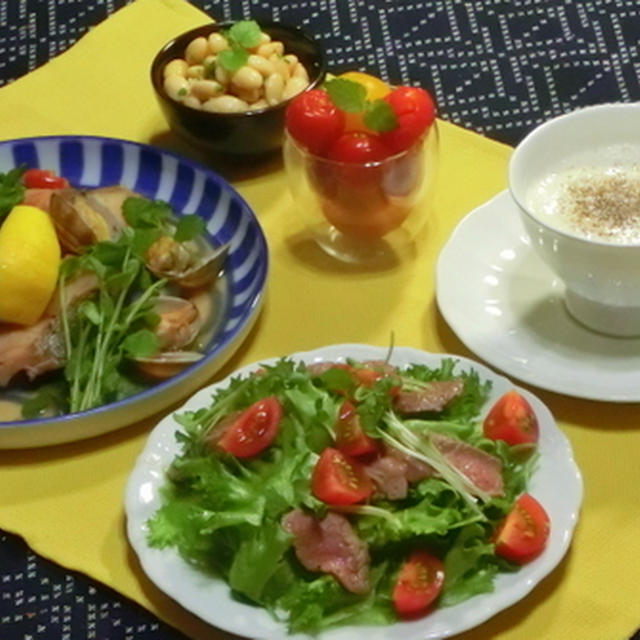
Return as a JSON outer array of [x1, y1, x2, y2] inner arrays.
[[0, 136, 268, 448]]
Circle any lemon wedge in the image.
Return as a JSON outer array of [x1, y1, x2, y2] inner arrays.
[[0, 205, 61, 325]]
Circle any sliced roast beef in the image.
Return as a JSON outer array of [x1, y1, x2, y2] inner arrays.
[[386, 445, 435, 483], [281, 509, 370, 594], [431, 432, 504, 497], [393, 379, 464, 414], [364, 445, 435, 500]]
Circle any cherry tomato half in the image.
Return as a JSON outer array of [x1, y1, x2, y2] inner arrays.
[[338, 71, 391, 133], [22, 168, 69, 189], [379, 86, 436, 154], [311, 447, 373, 505], [392, 551, 445, 618], [217, 396, 282, 458], [494, 493, 550, 564], [327, 131, 391, 164], [286, 89, 345, 155], [335, 400, 379, 457], [483, 390, 539, 446]]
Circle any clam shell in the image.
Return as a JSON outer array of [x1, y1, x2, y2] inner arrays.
[[134, 351, 204, 380], [148, 239, 230, 289]]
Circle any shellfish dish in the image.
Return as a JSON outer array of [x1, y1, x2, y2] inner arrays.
[[0, 166, 229, 422]]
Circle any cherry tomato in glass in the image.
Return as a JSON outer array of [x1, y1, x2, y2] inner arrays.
[[483, 390, 539, 446], [338, 71, 391, 132], [392, 551, 445, 618], [22, 168, 69, 189], [327, 131, 390, 164], [217, 396, 282, 458], [335, 400, 379, 457], [285, 89, 345, 155], [379, 86, 436, 154], [311, 447, 373, 505], [494, 493, 550, 564]]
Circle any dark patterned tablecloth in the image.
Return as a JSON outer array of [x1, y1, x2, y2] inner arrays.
[[1, 1, 640, 639]]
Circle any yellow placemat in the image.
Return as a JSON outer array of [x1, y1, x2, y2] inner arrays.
[[1, 1, 639, 639]]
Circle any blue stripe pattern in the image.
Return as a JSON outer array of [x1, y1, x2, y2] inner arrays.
[[0, 135, 268, 411]]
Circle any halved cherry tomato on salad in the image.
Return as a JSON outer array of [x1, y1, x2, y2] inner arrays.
[[494, 493, 550, 564], [327, 131, 390, 164], [335, 400, 379, 457], [217, 396, 282, 458], [379, 86, 435, 154], [311, 447, 373, 505], [338, 71, 391, 133], [483, 390, 539, 446], [22, 168, 69, 189], [392, 550, 445, 618], [285, 89, 345, 155]]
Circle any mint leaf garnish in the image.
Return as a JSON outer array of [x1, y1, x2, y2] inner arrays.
[[228, 20, 262, 48], [324, 78, 367, 113], [218, 44, 249, 72], [363, 99, 397, 133]]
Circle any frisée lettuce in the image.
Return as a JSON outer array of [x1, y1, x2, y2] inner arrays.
[[146, 357, 537, 634]]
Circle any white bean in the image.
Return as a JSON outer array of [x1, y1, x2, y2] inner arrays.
[[282, 76, 309, 101], [247, 98, 269, 111], [207, 32, 229, 54], [214, 64, 231, 87], [283, 53, 299, 67], [247, 54, 276, 78], [182, 95, 202, 110], [269, 53, 290, 82], [186, 65, 205, 79], [257, 40, 285, 58], [202, 95, 250, 113], [231, 65, 263, 91], [264, 72, 285, 106], [190, 79, 223, 101], [291, 62, 310, 82], [233, 87, 262, 104], [164, 74, 190, 101], [185, 36, 210, 65], [164, 58, 188, 78]]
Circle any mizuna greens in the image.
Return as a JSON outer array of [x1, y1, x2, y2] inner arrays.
[[147, 357, 538, 634]]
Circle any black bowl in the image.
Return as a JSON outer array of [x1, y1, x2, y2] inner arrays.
[[150, 21, 325, 159]]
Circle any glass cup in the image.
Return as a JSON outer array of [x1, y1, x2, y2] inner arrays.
[[284, 124, 438, 264]]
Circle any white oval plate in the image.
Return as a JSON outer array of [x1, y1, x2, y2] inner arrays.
[[125, 344, 583, 640], [436, 190, 640, 402]]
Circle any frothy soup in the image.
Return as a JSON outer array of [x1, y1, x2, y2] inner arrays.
[[525, 149, 640, 244]]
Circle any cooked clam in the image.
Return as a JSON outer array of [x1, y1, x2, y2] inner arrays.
[[49, 187, 133, 253], [131, 296, 205, 380], [133, 350, 204, 380], [153, 295, 201, 351], [146, 235, 230, 289]]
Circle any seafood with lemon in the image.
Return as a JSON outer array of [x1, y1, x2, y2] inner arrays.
[[0, 167, 228, 420]]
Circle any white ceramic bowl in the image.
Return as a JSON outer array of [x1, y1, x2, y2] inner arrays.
[[0, 136, 268, 448], [509, 102, 640, 336]]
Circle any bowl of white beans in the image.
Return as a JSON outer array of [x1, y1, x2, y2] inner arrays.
[[151, 20, 325, 158]]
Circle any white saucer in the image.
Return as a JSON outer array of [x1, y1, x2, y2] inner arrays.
[[436, 190, 640, 402]]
